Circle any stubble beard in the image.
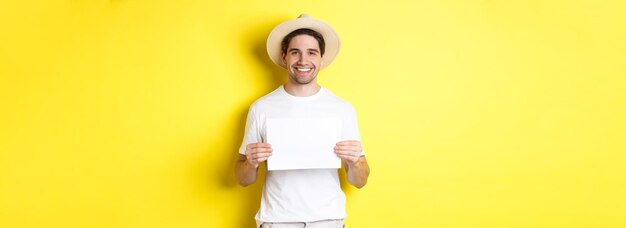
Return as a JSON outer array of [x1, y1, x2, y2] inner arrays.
[[291, 74, 317, 85]]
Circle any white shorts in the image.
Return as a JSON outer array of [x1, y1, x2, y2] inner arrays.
[[259, 219, 345, 228]]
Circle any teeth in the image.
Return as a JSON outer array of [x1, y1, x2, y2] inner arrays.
[[296, 68, 312, 72]]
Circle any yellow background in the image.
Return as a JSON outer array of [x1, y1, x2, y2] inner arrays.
[[1, 0, 625, 227]]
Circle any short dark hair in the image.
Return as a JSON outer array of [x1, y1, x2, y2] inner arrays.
[[281, 28, 325, 56]]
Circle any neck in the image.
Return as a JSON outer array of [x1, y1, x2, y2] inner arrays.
[[283, 81, 321, 97]]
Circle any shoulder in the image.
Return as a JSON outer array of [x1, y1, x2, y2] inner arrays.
[[248, 87, 284, 111], [322, 88, 357, 111]]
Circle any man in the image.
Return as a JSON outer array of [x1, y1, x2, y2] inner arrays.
[[235, 14, 370, 228]]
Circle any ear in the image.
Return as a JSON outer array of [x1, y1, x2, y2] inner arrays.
[[281, 53, 287, 65]]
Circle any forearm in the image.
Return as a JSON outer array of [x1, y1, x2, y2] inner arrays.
[[235, 156, 258, 187], [346, 156, 369, 188]]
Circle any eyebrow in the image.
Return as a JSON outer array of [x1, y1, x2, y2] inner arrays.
[[288, 48, 320, 53]]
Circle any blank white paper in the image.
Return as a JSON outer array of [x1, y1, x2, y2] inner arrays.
[[266, 118, 342, 170]]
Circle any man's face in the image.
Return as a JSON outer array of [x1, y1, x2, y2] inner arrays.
[[282, 34, 323, 85]]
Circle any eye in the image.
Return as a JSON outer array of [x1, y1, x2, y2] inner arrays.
[[290, 51, 298, 56], [308, 51, 318, 56]]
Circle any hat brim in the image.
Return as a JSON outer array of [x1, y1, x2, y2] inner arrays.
[[266, 16, 340, 69]]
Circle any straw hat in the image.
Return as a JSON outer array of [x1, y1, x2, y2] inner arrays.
[[266, 14, 340, 69]]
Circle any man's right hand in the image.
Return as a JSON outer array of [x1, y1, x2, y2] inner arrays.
[[245, 143, 273, 168]]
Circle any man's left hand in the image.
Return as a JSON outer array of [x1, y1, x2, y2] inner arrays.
[[334, 140, 362, 166]]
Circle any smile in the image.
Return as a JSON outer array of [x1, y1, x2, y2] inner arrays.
[[295, 67, 313, 72]]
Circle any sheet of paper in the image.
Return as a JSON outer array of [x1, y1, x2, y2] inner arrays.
[[266, 118, 342, 170]]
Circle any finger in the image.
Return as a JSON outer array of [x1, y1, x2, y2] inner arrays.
[[247, 147, 272, 154], [253, 152, 273, 159], [335, 145, 361, 152], [248, 150, 273, 159], [256, 143, 272, 148], [334, 148, 345, 155], [336, 140, 360, 146], [252, 154, 272, 163], [334, 149, 360, 157], [247, 143, 273, 149], [252, 147, 273, 154]]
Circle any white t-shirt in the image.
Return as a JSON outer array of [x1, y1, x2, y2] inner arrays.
[[238, 85, 363, 225]]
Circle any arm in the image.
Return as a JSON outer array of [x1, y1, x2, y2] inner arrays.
[[345, 156, 369, 188], [235, 143, 272, 187], [335, 140, 370, 188]]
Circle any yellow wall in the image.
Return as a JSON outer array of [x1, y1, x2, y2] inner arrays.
[[1, 0, 625, 227]]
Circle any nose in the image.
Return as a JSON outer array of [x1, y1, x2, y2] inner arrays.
[[296, 54, 305, 64]]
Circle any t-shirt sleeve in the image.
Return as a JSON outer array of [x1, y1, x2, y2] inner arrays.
[[239, 107, 260, 155], [342, 105, 365, 156]]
